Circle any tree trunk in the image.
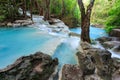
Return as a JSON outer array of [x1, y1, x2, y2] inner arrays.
[[34, 0, 42, 16], [81, 17, 91, 43], [30, 0, 33, 21], [61, 0, 65, 17], [78, 0, 95, 43], [44, 0, 50, 20], [22, 0, 27, 19]]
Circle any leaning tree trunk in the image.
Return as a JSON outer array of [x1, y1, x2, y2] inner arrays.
[[44, 0, 50, 20], [78, 0, 95, 43]]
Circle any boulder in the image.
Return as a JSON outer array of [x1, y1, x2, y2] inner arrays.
[[59, 64, 83, 80], [109, 29, 120, 37], [77, 42, 114, 79], [76, 52, 95, 75], [96, 37, 113, 43], [0, 52, 58, 80]]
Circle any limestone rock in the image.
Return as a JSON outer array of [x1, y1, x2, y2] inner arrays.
[[97, 37, 113, 43], [112, 69, 120, 80], [84, 74, 103, 80], [77, 42, 114, 79], [76, 52, 95, 75], [0, 52, 58, 80], [103, 41, 120, 49], [7, 22, 12, 26], [59, 64, 83, 80]]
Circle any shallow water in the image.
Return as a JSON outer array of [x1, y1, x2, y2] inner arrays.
[[70, 26, 108, 39], [0, 27, 58, 68], [0, 26, 108, 69]]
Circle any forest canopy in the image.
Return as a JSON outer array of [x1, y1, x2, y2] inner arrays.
[[0, 0, 119, 32]]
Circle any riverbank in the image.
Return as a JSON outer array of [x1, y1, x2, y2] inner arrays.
[[0, 15, 120, 80], [0, 19, 33, 27], [1, 42, 120, 80]]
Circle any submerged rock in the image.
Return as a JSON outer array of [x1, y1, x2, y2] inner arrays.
[[0, 52, 58, 80], [69, 32, 80, 37]]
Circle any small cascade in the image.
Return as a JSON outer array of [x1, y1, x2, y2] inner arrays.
[[92, 41, 120, 59]]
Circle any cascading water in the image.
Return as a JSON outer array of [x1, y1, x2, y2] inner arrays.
[[0, 15, 79, 69], [0, 15, 117, 71]]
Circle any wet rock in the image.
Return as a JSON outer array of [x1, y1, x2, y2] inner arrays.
[[7, 22, 12, 26], [76, 52, 95, 75], [0, 23, 6, 26], [77, 42, 114, 79], [48, 19, 69, 34], [15, 19, 33, 26], [0, 19, 33, 27], [84, 74, 103, 80], [97, 37, 113, 43], [48, 18, 62, 25], [80, 42, 93, 50], [13, 23, 21, 27], [59, 64, 83, 80], [109, 29, 120, 37], [112, 69, 120, 80], [103, 41, 120, 49], [112, 58, 120, 80], [69, 32, 80, 37], [0, 52, 58, 80], [113, 45, 120, 52]]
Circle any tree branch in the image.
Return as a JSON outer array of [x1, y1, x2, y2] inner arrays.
[[78, 0, 85, 18], [86, 0, 95, 19]]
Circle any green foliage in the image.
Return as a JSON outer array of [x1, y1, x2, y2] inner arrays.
[[0, 15, 5, 22], [105, 25, 117, 33], [105, 0, 120, 32], [106, 0, 120, 26], [0, 0, 21, 22], [50, 0, 80, 27], [50, 0, 62, 16], [91, 0, 111, 24]]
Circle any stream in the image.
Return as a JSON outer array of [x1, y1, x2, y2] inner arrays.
[[0, 16, 118, 70]]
